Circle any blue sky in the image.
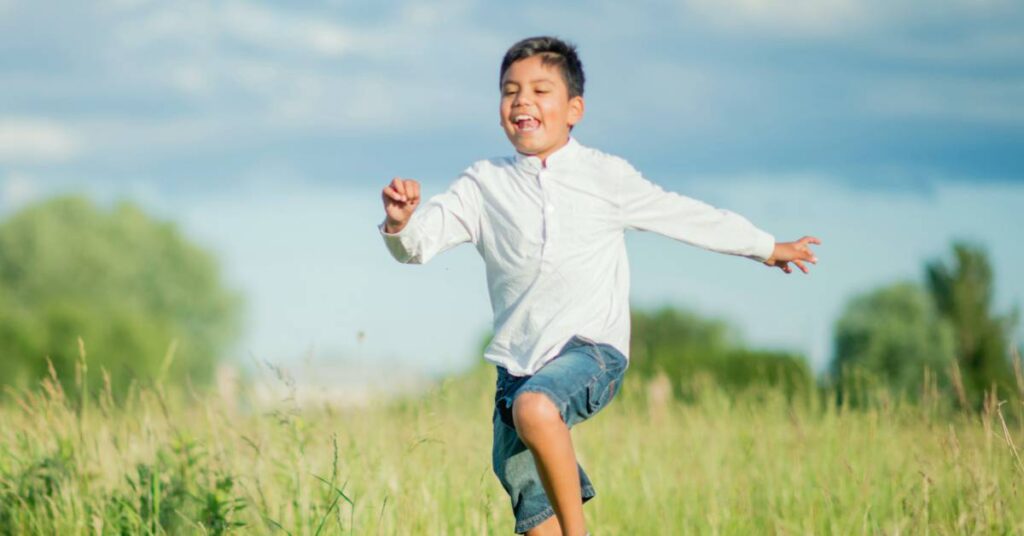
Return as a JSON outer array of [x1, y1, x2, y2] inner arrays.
[[1, 0, 1022, 381]]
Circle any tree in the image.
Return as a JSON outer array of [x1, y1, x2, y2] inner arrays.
[[926, 241, 1019, 402], [629, 306, 812, 399], [0, 196, 242, 397], [831, 281, 955, 399]]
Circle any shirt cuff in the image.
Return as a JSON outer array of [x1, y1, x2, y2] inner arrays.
[[750, 229, 776, 263], [378, 219, 416, 263], [378, 219, 408, 237]]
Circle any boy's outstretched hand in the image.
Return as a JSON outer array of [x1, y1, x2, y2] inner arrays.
[[764, 236, 821, 274], [381, 177, 421, 233]]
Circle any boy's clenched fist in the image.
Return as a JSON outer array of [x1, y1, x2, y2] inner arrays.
[[381, 177, 421, 233]]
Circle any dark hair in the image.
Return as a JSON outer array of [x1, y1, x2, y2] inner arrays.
[[499, 36, 585, 98]]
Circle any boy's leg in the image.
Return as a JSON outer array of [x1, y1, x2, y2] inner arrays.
[[525, 515, 561, 536], [491, 396, 595, 534], [513, 392, 586, 536], [492, 336, 625, 533]]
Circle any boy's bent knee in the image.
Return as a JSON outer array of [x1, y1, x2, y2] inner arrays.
[[512, 392, 563, 438]]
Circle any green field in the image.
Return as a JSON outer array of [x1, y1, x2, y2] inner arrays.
[[1, 361, 1022, 535]]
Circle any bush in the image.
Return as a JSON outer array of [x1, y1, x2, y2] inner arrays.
[[831, 281, 956, 403], [629, 307, 813, 399], [0, 195, 242, 398]]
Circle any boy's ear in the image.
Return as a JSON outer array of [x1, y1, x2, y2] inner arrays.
[[567, 96, 585, 127]]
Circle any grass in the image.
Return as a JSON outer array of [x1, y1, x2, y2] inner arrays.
[[1, 354, 1023, 535]]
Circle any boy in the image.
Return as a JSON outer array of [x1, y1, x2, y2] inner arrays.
[[378, 36, 819, 536]]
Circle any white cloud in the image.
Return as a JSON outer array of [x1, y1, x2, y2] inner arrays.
[[303, 20, 350, 56], [113, 2, 355, 59], [0, 118, 81, 163], [4, 0, 1020, 181], [218, 2, 353, 58], [97, 0, 494, 134], [169, 63, 210, 95], [681, 0, 867, 38]]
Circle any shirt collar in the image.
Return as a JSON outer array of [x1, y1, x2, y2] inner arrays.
[[514, 136, 581, 171]]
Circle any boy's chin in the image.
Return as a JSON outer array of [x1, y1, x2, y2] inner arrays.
[[509, 142, 535, 156], [510, 139, 547, 157]]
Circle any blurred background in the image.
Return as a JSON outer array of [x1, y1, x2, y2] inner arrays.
[[1, 0, 1022, 404]]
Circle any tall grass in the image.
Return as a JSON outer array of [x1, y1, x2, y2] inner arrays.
[[1, 349, 1022, 534]]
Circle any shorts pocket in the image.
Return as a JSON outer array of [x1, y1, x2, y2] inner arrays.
[[585, 373, 620, 415], [575, 336, 628, 372]]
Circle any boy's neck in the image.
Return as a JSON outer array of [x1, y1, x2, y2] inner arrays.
[[518, 136, 572, 168]]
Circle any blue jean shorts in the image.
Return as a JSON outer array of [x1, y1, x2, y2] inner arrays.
[[492, 335, 629, 533]]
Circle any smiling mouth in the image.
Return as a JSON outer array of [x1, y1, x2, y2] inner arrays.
[[513, 114, 540, 132]]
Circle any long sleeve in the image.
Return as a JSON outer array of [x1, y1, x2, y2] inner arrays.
[[378, 173, 482, 264], [616, 160, 775, 262]]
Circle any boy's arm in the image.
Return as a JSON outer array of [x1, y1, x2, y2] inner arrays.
[[617, 161, 818, 271], [617, 162, 773, 260], [378, 173, 482, 264]]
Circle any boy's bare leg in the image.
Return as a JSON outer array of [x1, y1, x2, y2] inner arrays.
[[513, 392, 587, 536], [526, 515, 562, 536]]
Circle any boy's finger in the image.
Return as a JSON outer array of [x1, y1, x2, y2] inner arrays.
[[383, 187, 404, 202], [794, 260, 808, 273], [802, 236, 822, 245], [409, 181, 420, 201], [393, 179, 409, 201]]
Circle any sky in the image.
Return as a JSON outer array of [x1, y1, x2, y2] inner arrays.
[[1, 0, 1022, 384]]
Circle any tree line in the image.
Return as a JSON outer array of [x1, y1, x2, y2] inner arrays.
[[627, 241, 1021, 409]]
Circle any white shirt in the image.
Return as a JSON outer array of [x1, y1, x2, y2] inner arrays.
[[378, 137, 775, 376]]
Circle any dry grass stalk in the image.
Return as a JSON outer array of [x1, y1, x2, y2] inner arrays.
[[996, 402, 1024, 476], [948, 360, 969, 410]]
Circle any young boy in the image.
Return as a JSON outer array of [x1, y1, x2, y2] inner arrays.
[[378, 36, 819, 536]]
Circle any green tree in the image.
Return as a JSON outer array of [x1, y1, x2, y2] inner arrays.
[[926, 241, 1019, 402], [831, 281, 956, 399], [629, 306, 812, 399], [0, 196, 242, 397]]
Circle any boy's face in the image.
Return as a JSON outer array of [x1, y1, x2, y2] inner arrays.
[[500, 55, 584, 163]]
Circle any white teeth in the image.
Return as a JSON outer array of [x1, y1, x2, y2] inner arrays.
[[514, 115, 535, 121]]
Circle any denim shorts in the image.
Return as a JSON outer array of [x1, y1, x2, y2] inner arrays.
[[491, 335, 629, 533]]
